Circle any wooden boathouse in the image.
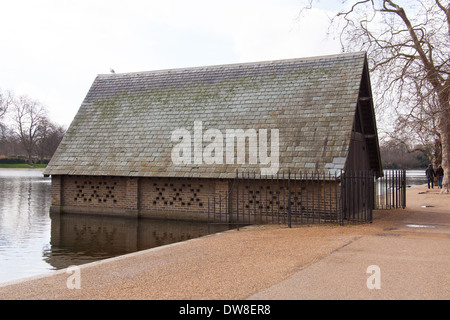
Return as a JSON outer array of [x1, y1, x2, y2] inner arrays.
[[44, 52, 383, 224]]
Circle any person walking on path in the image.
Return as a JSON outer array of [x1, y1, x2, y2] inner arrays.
[[436, 165, 444, 189], [426, 164, 436, 189]]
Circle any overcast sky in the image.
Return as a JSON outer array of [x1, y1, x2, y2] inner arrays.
[[0, 0, 344, 127]]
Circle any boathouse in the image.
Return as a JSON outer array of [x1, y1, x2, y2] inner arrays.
[[44, 52, 382, 223]]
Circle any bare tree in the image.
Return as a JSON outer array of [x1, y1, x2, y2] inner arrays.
[[304, 0, 450, 192], [0, 125, 23, 157], [45, 124, 66, 159], [0, 90, 13, 156], [0, 89, 13, 121], [12, 95, 47, 165], [380, 140, 429, 169], [35, 119, 66, 162], [386, 77, 442, 166]]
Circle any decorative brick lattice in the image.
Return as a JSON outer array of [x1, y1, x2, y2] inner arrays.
[[63, 176, 126, 208], [151, 181, 205, 208]]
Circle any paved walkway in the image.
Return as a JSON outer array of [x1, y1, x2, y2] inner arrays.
[[249, 185, 450, 300], [0, 185, 449, 300], [249, 211, 450, 299]]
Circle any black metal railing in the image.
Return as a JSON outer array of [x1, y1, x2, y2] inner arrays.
[[340, 170, 375, 224], [375, 169, 406, 209], [207, 169, 407, 227]]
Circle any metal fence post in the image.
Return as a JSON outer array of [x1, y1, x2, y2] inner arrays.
[[236, 169, 239, 230], [288, 168, 291, 228]]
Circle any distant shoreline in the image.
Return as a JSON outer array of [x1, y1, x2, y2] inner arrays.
[[0, 164, 47, 169]]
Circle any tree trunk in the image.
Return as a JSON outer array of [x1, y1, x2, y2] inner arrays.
[[438, 93, 450, 193], [433, 137, 442, 168]]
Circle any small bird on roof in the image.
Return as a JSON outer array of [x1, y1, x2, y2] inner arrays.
[[110, 68, 115, 74]]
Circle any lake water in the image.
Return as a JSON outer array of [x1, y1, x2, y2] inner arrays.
[[0, 169, 233, 284], [404, 169, 428, 187]]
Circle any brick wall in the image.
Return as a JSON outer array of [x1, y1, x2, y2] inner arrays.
[[62, 175, 127, 208], [50, 175, 62, 207], [230, 179, 340, 214], [55, 175, 233, 221], [139, 177, 215, 212], [53, 174, 341, 222]]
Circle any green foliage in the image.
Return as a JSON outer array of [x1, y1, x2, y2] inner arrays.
[[0, 158, 49, 167], [0, 157, 26, 164]]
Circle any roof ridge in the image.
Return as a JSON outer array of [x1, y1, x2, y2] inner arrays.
[[99, 51, 366, 77]]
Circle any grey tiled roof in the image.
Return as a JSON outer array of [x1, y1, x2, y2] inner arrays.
[[45, 52, 371, 178]]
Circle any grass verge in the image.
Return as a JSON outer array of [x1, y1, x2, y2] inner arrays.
[[0, 164, 47, 168]]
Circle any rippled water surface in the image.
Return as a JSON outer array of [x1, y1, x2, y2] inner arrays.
[[405, 170, 428, 186], [0, 169, 233, 284]]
